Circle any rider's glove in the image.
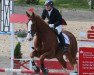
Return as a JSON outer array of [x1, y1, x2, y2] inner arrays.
[[49, 24, 54, 28]]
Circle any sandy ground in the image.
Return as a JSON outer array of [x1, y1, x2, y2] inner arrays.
[[0, 5, 94, 75]]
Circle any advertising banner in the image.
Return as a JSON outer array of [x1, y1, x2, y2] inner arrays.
[[79, 47, 94, 75]]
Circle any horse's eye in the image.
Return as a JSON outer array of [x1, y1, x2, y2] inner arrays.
[[31, 24, 34, 27], [32, 23, 34, 25]]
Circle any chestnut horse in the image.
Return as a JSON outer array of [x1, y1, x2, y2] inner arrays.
[[26, 12, 78, 74]]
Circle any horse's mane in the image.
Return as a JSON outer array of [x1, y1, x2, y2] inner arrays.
[[33, 13, 50, 29]]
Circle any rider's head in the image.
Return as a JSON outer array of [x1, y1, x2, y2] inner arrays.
[[44, 0, 54, 11]]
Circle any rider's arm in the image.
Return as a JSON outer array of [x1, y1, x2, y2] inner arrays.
[[41, 9, 47, 20], [54, 10, 62, 28]]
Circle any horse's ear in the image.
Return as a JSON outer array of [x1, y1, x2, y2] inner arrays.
[[26, 11, 32, 18], [32, 12, 35, 18]]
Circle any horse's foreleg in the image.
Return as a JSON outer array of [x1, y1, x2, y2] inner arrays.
[[40, 51, 55, 74], [40, 54, 48, 74], [30, 51, 40, 73], [67, 53, 78, 73]]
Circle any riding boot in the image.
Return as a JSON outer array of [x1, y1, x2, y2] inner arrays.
[[58, 32, 67, 54]]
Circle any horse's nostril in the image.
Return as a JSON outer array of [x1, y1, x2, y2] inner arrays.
[[28, 38, 31, 41], [30, 38, 32, 41], [28, 38, 33, 41]]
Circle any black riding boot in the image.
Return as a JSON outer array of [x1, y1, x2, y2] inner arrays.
[[58, 32, 67, 53]]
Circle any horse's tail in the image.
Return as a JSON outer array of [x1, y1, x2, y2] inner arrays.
[[63, 31, 78, 65]]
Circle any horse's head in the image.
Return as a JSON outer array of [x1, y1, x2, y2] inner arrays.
[[26, 11, 37, 41], [26, 10, 50, 41]]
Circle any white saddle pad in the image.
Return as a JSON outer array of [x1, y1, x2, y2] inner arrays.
[[57, 33, 70, 44], [62, 33, 70, 44]]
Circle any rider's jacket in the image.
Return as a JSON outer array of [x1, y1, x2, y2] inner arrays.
[[41, 7, 62, 28]]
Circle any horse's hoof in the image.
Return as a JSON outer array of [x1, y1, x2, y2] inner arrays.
[[35, 66, 40, 73], [74, 71, 78, 73], [62, 68, 68, 73], [70, 72, 78, 75], [42, 68, 49, 75], [72, 70, 78, 73], [32, 66, 40, 73]]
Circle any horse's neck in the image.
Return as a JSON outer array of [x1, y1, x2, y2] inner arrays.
[[36, 16, 50, 34], [37, 25, 50, 37], [35, 16, 58, 51]]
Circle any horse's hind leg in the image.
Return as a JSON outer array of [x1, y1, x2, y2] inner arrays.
[[56, 54, 67, 72], [67, 53, 77, 72]]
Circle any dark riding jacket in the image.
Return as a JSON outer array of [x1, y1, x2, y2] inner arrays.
[[41, 7, 62, 28]]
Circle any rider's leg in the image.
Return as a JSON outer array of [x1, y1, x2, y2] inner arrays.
[[58, 32, 65, 47], [55, 25, 68, 53], [58, 32, 68, 53]]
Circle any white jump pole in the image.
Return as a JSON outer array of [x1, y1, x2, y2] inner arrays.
[[10, 23, 14, 71], [0, 68, 35, 74], [1, 0, 13, 31]]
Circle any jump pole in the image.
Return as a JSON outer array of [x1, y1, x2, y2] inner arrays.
[[1, 0, 14, 31], [0, 68, 73, 75], [10, 22, 14, 72], [0, 68, 35, 74]]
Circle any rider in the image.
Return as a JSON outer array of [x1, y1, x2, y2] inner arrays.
[[41, 0, 68, 53]]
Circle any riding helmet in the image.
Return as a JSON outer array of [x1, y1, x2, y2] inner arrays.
[[44, 0, 54, 6]]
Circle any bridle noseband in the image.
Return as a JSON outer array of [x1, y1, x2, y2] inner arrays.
[[28, 30, 35, 37]]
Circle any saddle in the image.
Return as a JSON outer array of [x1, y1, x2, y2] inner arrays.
[[54, 29, 70, 44]]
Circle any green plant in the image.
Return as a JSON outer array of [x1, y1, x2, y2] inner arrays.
[[16, 0, 25, 4], [14, 42, 22, 58], [15, 30, 27, 38], [39, 0, 89, 9]]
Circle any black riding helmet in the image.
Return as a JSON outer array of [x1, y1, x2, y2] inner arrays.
[[44, 0, 54, 6]]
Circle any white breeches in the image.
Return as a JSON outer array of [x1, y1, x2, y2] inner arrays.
[[56, 25, 70, 44], [55, 25, 62, 34]]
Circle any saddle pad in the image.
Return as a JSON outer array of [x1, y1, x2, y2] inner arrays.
[[57, 33, 70, 45], [62, 33, 70, 44]]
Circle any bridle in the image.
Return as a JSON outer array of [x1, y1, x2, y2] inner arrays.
[[27, 19, 36, 37]]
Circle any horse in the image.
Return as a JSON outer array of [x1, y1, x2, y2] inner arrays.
[[26, 11, 78, 74]]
